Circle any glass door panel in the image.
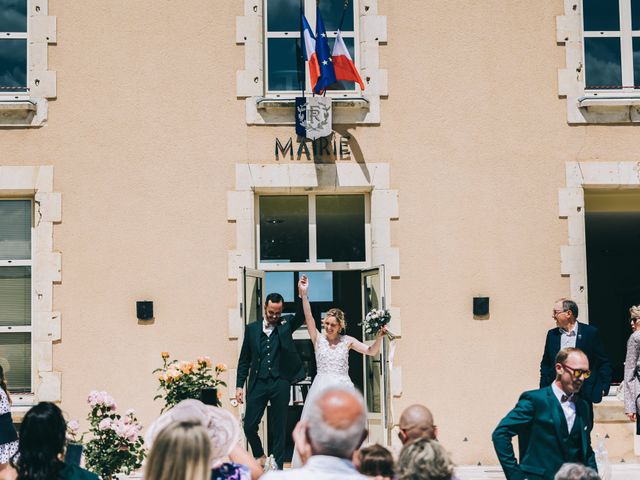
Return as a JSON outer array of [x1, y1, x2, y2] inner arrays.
[[361, 266, 389, 445]]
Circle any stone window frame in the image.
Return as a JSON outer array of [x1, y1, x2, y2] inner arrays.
[[557, 0, 640, 123], [0, 0, 56, 127], [226, 163, 402, 398], [0, 166, 61, 412], [236, 0, 387, 125]]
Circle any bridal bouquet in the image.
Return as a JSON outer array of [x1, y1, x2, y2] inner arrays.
[[83, 391, 145, 479], [362, 309, 397, 340], [154, 352, 227, 411]]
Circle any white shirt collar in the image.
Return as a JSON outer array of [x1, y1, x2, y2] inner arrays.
[[263, 321, 275, 336], [559, 322, 578, 336]]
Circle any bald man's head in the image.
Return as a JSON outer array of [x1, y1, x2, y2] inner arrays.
[[398, 404, 437, 444], [306, 386, 367, 458]]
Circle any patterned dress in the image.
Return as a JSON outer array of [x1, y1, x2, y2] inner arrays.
[[0, 389, 18, 464], [211, 462, 251, 480], [291, 334, 354, 468]]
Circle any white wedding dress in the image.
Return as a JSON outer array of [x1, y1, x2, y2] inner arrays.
[[291, 334, 353, 468]]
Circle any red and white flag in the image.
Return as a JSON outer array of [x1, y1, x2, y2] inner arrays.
[[331, 31, 365, 90], [301, 14, 320, 92]]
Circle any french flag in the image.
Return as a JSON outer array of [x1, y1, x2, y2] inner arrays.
[[332, 30, 365, 91], [301, 14, 320, 93]]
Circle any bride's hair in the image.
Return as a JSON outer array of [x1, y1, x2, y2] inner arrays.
[[325, 308, 346, 331], [630, 305, 640, 320]]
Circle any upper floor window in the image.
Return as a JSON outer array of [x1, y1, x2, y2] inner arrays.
[[583, 0, 640, 90], [0, 199, 33, 393], [0, 0, 28, 94], [258, 193, 368, 268], [265, 0, 358, 95]]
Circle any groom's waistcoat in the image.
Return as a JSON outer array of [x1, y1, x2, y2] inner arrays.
[[257, 330, 281, 379]]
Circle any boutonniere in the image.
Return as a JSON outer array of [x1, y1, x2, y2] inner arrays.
[[280, 319, 287, 325]]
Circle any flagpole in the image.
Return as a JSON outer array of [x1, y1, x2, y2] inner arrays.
[[338, 0, 349, 32], [300, 1, 305, 98]]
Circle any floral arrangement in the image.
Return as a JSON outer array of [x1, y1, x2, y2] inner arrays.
[[362, 308, 396, 340], [154, 352, 227, 412], [83, 391, 145, 479]]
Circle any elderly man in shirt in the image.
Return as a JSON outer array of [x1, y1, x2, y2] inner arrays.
[[493, 348, 597, 480], [263, 385, 368, 479], [539, 298, 611, 406]]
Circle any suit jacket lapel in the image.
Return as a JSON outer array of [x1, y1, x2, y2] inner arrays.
[[254, 322, 262, 354], [575, 322, 586, 350], [552, 328, 561, 355], [546, 387, 570, 458], [574, 400, 589, 459]]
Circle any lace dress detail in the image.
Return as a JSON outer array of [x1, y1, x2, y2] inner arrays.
[[314, 335, 351, 378], [0, 389, 18, 463], [291, 335, 353, 468]]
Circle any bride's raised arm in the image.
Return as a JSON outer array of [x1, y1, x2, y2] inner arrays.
[[347, 325, 388, 356], [298, 275, 318, 345]]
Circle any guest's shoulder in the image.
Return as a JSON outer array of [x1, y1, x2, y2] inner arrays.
[[58, 464, 99, 480], [628, 330, 640, 345]]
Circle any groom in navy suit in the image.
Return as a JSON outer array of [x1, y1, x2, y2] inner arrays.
[[539, 298, 611, 405], [236, 290, 306, 469]]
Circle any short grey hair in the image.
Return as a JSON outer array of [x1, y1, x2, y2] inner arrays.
[[397, 438, 454, 480], [554, 463, 600, 480], [306, 385, 366, 458]]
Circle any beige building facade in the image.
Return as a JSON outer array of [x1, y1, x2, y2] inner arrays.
[[1, 0, 640, 467]]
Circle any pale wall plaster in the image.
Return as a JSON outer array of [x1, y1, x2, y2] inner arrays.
[[0, 166, 61, 402], [227, 162, 401, 397], [236, 0, 387, 125]]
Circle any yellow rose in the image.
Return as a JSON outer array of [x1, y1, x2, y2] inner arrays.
[[215, 363, 227, 372], [161, 352, 169, 359]]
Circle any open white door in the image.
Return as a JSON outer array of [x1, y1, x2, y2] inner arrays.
[[239, 267, 265, 448], [241, 267, 265, 328], [361, 266, 391, 446]]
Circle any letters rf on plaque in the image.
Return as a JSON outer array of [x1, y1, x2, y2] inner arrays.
[[295, 96, 332, 141]]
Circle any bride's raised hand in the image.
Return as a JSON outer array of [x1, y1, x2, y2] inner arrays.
[[298, 274, 309, 297]]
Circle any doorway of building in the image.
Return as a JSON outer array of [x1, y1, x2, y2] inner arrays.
[[585, 189, 640, 383], [240, 267, 389, 463]]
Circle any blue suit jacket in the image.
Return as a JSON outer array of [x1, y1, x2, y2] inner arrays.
[[539, 322, 612, 403], [492, 386, 597, 480]]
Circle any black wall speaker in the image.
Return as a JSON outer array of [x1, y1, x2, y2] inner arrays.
[[473, 297, 489, 316], [137, 301, 154, 320]]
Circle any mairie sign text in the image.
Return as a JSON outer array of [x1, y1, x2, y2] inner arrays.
[[275, 134, 352, 161]]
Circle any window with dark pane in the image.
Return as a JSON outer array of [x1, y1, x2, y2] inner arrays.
[[0, 200, 31, 260], [0, 332, 31, 392], [0, 38, 27, 91], [316, 195, 365, 262], [0, 0, 27, 32], [0, 266, 31, 327], [583, 0, 620, 31], [260, 196, 309, 262], [319, 0, 354, 32], [584, 37, 622, 89], [633, 0, 640, 30], [0, 1, 28, 92], [267, 38, 305, 91]]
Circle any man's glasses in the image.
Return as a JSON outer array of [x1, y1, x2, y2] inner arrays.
[[553, 309, 566, 316], [561, 364, 591, 379]]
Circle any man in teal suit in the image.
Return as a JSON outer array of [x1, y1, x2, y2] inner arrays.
[[492, 348, 597, 480]]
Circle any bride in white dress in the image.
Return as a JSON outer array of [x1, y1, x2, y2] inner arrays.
[[291, 275, 387, 467]]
